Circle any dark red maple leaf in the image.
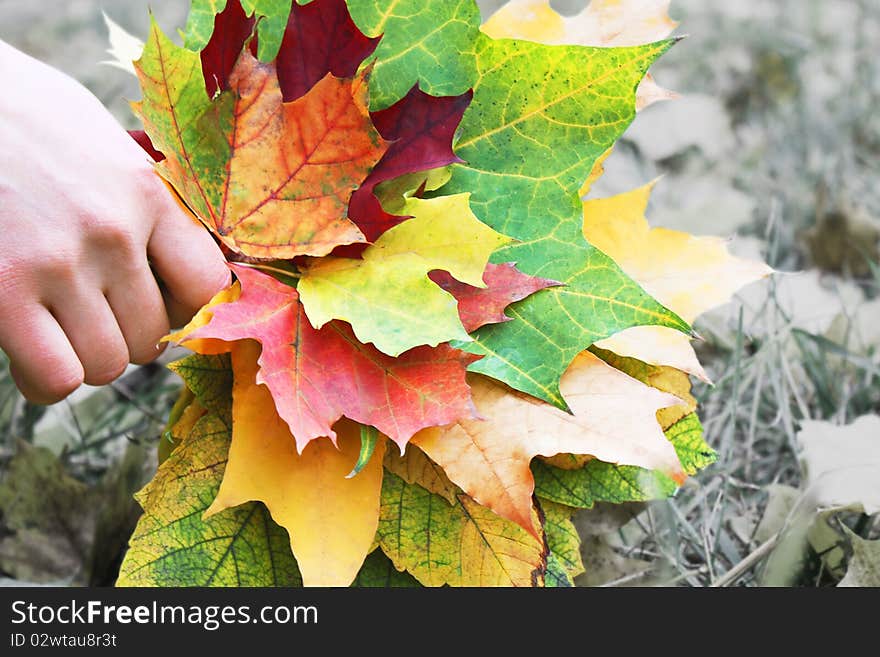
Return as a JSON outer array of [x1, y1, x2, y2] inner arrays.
[[277, 0, 381, 102], [185, 264, 480, 452], [430, 263, 562, 332], [129, 129, 165, 162], [201, 0, 256, 98], [341, 87, 472, 253]]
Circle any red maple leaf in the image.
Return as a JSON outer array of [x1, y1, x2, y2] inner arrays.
[[430, 263, 562, 332], [185, 264, 480, 452]]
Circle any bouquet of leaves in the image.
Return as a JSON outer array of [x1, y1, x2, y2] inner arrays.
[[115, 0, 771, 587]]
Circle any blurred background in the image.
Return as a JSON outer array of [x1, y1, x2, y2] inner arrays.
[[0, 0, 878, 587]]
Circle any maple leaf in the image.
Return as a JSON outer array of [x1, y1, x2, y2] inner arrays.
[[533, 413, 715, 508], [134, 20, 388, 259], [180, 264, 479, 452], [429, 263, 562, 333], [378, 471, 547, 587], [118, 410, 302, 586], [347, 86, 472, 244], [205, 342, 386, 587], [197, 0, 382, 102], [583, 182, 773, 380], [345, 0, 481, 110], [412, 351, 686, 537], [482, 0, 678, 111], [441, 33, 691, 409], [298, 194, 511, 356]]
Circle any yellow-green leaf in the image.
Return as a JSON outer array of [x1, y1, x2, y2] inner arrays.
[[299, 194, 510, 356]]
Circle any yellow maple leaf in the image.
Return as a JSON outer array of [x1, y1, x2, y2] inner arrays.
[[482, 0, 678, 111], [205, 340, 385, 587], [583, 182, 773, 380], [413, 351, 685, 537]]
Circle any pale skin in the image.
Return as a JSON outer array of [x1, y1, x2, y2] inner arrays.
[[0, 40, 230, 404]]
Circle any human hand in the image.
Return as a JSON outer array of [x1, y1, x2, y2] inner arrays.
[[0, 41, 230, 404]]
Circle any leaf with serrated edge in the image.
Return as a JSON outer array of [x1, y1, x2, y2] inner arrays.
[[345, 0, 481, 110], [442, 34, 690, 409], [179, 265, 479, 453], [118, 412, 301, 586], [134, 23, 387, 259], [413, 351, 685, 537], [299, 194, 510, 356], [533, 412, 714, 508], [205, 341, 385, 587], [585, 182, 772, 381], [482, 0, 678, 111], [377, 471, 546, 587]]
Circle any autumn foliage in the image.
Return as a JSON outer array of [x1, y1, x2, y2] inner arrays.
[[116, 0, 772, 587]]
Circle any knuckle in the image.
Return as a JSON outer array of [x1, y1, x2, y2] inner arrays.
[[86, 217, 140, 258], [39, 249, 80, 284]]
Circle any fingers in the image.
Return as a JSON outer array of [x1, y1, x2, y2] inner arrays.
[[106, 265, 169, 364], [148, 196, 230, 325], [2, 306, 84, 405], [49, 290, 130, 387]]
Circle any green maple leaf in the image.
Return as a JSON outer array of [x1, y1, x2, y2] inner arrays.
[[345, 0, 481, 110], [532, 413, 715, 508], [439, 34, 691, 408], [117, 412, 301, 586]]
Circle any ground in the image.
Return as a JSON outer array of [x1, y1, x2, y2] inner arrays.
[[0, 0, 877, 587]]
